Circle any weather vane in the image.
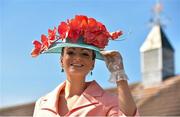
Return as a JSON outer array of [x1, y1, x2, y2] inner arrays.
[[154, 0, 163, 23], [149, 0, 169, 27]]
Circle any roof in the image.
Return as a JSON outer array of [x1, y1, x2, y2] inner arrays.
[[140, 24, 174, 52], [0, 102, 35, 116], [107, 75, 180, 116], [135, 75, 180, 116]]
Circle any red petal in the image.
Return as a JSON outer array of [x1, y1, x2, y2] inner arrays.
[[75, 15, 88, 22], [68, 18, 81, 41], [110, 31, 123, 40], [33, 40, 42, 49], [88, 18, 97, 30], [31, 48, 41, 57], [68, 29, 80, 42], [95, 33, 109, 48], [48, 27, 56, 41], [41, 34, 49, 49], [75, 15, 88, 29], [97, 22, 107, 31], [58, 22, 69, 39], [31, 40, 42, 57], [84, 31, 96, 42], [69, 19, 80, 29]]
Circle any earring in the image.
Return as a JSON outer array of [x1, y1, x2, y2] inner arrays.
[[61, 68, 64, 72], [90, 71, 93, 76]]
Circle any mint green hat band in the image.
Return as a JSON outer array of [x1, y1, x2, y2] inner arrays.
[[43, 37, 104, 60]]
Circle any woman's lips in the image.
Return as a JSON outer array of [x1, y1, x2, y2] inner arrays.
[[70, 63, 84, 67]]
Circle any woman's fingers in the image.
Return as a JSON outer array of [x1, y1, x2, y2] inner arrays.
[[100, 50, 122, 60], [100, 50, 119, 56]]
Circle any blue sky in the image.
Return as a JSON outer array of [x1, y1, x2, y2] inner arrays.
[[0, 0, 179, 108]]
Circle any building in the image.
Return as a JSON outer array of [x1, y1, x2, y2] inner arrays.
[[140, 23, 175, 88]]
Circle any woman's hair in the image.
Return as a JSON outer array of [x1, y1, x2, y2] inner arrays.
[[61, 47, 96, 60]]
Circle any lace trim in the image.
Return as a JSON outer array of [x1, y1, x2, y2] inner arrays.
[[108, 70, 128, 83]]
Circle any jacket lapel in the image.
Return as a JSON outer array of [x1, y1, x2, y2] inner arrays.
[[66, 80, 104, 114], [39, 81, 66, 114]]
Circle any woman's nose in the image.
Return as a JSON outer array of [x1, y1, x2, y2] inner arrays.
[[73, 54, 82, 61]]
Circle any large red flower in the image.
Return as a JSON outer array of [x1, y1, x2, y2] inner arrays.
[[74, 15, 88, 30], [58, 22, 69, 39], [67, 18, 81, 42], [83, 18, 110, 48], [93, 33, 109, 48]]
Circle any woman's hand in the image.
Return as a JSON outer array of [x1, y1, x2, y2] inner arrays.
[[100, 50, 124, 72], [100, 50, 128, 83]]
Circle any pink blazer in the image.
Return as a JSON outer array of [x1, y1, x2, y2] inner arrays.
[[33, 80, 139, 117]]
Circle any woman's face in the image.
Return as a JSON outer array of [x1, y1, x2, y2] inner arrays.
[[61, 47, 95, 77]]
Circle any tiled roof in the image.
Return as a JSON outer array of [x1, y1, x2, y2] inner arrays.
[[0, 102, 35, 116], [136, 75, 180, 116], [107, 75, 180, 116]]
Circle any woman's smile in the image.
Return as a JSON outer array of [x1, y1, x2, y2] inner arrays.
[[70, 63, 84, 68]]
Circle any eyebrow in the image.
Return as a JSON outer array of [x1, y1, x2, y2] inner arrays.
[[67, 47, 92, 52]]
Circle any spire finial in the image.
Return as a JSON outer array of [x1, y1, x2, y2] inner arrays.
[[153, 0, 163, 15], [149, 0, 165, 27], [153, 0, 163, 25]]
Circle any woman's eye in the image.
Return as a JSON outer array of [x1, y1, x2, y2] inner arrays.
[[82, 53, 90, 56], [67, 51, 74, 55]]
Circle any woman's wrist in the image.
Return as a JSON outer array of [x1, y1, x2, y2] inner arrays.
[[108, 69, 128, 83]]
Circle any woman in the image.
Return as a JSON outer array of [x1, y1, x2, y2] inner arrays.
[[31, 15, 139, 116]]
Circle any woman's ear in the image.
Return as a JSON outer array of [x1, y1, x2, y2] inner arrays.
[[60, 56, 63, 68]]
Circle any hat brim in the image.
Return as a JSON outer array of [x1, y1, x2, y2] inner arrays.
[[43, 42, 104, 60]]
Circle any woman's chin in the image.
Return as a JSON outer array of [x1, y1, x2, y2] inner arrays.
[[68, 69, 87, 76]]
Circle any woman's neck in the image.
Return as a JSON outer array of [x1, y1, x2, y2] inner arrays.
[[64, 75, 87, 99]]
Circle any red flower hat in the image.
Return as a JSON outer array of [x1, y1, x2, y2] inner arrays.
[[31, 15, 123, 60]]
